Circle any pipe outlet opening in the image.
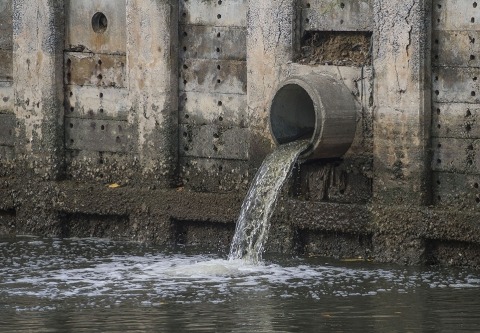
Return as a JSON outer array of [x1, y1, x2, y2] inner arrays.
[[270, 84, 316, 144], [269, 74, 357, 159], [92, 12, 108, 34]]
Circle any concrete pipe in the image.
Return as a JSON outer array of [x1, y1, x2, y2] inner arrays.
[[269, 73, 358, 159]]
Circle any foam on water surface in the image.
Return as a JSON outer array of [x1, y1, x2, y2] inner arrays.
[[1, 237, 480, 312]]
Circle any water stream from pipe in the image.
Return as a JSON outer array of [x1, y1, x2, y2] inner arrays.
[[228, 140, 310, 264]]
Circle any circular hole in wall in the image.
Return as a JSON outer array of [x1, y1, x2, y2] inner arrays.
[[92, 12, 108, 34], [270, 84, 315, 144]]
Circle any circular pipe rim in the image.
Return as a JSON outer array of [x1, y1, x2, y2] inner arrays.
[[269, 76, 325, 158]]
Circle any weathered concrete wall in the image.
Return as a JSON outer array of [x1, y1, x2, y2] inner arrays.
[[0, 0, 16, 173], [13, 0, 65, 180], [178, 0, 249, 192], [432, 0, 480, 210], [2, 0, 480, 267], [63, 0, 178, 185]]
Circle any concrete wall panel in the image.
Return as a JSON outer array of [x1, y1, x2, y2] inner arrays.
[[432, 102, 480, 139], [65, 118, 131, 153], [65, 52, 126, 88], [433, 31, 480, 67], [433, 67, 480, 103], [180, 25, 246, 61], [65, 0, 126, 54], [433, 0, 480, 31], [66, 86, 128, 120], [180, 59, 246, 94], [301, 0, 372, 32], [433, 172, 480, 208], [180, 0, 247, 27], [432, 137, 480, 174], [180, 124, 249, 160], [180, 157, 249, 192], [179, 92, 247, 127]]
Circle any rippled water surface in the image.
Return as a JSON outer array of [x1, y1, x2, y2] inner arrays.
[[1, 236, 480, 332]]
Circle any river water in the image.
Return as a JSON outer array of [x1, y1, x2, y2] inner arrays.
[[1, 236, 480, 332]]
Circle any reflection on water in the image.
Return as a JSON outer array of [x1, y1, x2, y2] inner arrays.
[[1, 236, 480, 332]]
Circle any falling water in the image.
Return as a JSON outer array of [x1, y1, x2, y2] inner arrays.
[[228, 140, 310, 264]]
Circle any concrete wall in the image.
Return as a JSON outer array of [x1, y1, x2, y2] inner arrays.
[[1, 0, 480, 267]]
